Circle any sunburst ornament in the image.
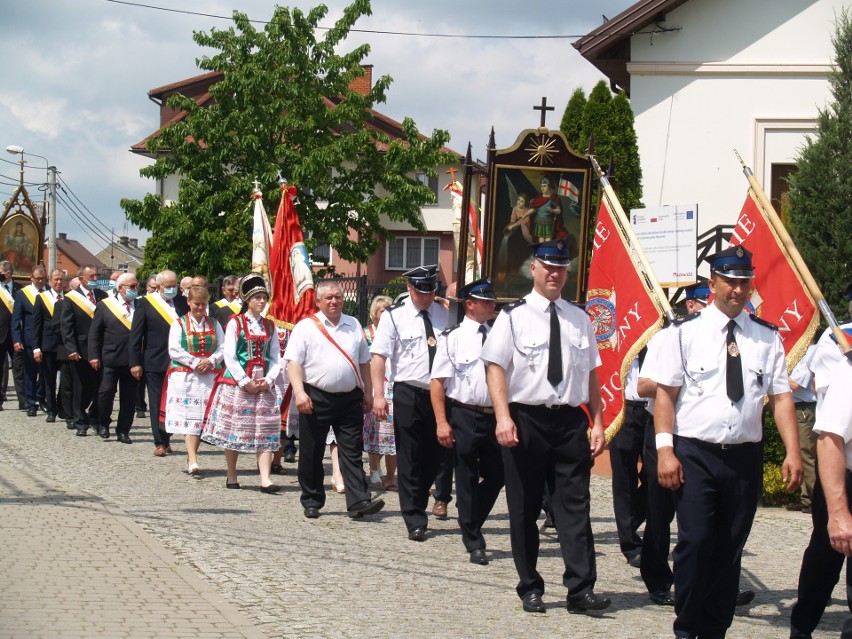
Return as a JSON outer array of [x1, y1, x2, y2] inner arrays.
[[525, 134, 558, 166]]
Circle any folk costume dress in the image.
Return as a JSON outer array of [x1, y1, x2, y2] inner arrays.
[[201, 311, 282, 451], [362, 323, 396, 456], [164, 314, 224, 436]]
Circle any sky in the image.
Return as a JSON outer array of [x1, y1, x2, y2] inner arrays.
[[0, 0, 634, 257]]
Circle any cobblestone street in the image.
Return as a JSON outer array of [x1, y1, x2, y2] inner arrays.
[[0, 409, 846, 638]]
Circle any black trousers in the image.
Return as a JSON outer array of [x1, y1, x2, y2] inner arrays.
[[71, 359, 100, 428], [790, 471, 852, 637], [610, 401, 648, 558], [21, 346, 44, 408], [297, 384, 370, 511], [640, 417, 675, 595], [393, 382, 442, 532], [671, 437, 761, 638], [432, 446, 454, 503], [503, 402, 596, 600], [58, 359, 74, 420], [12, 348, 25, 409], [136, 380, 147, 412], [97, 366, 138, 436], [40, 351, 59, 415], [145, 370, 169, 447], [448, 403, 504, 552]]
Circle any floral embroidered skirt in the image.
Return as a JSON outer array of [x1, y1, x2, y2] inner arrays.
[[164, 370, 216, 436], [201, 380, 281, 452], [363, 382, 395, 456]]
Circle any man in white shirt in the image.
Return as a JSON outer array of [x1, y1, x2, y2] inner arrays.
[[286, 280, 384, 520]]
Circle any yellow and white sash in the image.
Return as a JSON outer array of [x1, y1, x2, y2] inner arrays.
[[38, 291, 58, 317], [147, 293, 179, 325], [0, 286, 13, 314], [215, 298, 241, 314], [66, 289, 96, 319], [22, 285, 38, 307], [103, 296, 132, 330]]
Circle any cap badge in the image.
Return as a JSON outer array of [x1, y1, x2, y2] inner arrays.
[[735, 246, 744, 258]]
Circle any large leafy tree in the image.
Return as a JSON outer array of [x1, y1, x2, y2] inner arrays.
[[122, 1, 453, 278], [786, 10, 852, 319]]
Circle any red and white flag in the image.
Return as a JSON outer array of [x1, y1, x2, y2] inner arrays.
[[444, 180, 483, 266], [586, 198, 663, 437], [558, 177, 579, 202], [728, 191, 818, 366]]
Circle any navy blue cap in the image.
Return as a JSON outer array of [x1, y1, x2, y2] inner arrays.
[[684, 283, 710, 303], [459, 277, 496, 301], [706, 246, 755, 279], [531, 239, 570, 267], [404, 264, 439, 293]]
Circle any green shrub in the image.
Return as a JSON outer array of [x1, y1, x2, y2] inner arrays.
[[762, 407, 800, 507]]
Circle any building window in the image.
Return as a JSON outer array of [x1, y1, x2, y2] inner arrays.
[[415, 172, 439, 206], [311, 243, 332, 266], [386, 236, 440, 270]]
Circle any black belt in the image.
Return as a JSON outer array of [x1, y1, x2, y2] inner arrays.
[[625, 400, 648, 408], [304, 384, 361, 397], [450, 399, 494, 415], [794, 401, 816, 409], [677, 435, 759, 451], [395, 381, 431, 395]]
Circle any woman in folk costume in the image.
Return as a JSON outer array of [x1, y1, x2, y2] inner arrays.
[[164, 285, 224, 477], [201, 274, 283, 493]]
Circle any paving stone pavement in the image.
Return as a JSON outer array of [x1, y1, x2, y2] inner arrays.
[[0, 406, 847, 638]]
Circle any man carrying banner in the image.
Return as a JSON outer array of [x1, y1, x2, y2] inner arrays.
[[285, 280, 384, 520], [481, 239, 609, 615], [651, 246, 802, 638]]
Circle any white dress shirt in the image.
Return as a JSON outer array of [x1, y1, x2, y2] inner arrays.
[[811, 320, 852, 409], [479, 289, 600, 408], [224, 312, 280, 388], [431, 316, 491, 407], [812, 358, 852, 470], [284, 311, 369, 393], [650, 303, 789, 444], [637, 328, 668, 416], [369, 297, 449, 389]]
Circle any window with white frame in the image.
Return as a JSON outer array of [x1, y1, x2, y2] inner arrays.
[[386, 236, 440, 270], [311, 243, 332, 266], [415, 172, 439, 206]]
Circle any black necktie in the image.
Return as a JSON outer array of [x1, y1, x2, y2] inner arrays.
[[478, 324, 487, 345], [726, 320, 744, 402], [421, 310, 436, 371], [547, 302, 563, 386]]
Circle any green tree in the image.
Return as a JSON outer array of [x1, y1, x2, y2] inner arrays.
[[560, 88, 586, 151], [122, 1, 453, 278], [786, 10, 852, 319], [607, 91, 643, 211]]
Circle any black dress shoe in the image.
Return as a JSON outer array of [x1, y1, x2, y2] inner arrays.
[[135, 409, 146, 419], [283, 450, 296, 463], [26, 407, 37, 417], [260, 484, 281, 494], [76, 428, 87, 437], [469, 549, 489, 565], [348, 498, 385, 518], [45, 413, 56, 423], [66, 420, 76, 430], [39, 402, 48, 412], [627, 553, 642, 568], [408, 527, 427, 542], [99, 427, 110, 440], [567, 592, 611, 614], [117, 433, 133, 444], [226, 481, 241, 489], [649, 590, 675, 606], [735, 590, 755, 606], [522, 592, 546, 613], [304, 506, 320, 519]]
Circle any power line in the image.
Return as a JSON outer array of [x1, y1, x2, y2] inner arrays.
[[55, 191, 113, 247], [55, 191, 109, 251], [57, 176, 114, 237], [54, 184, 114, 245]]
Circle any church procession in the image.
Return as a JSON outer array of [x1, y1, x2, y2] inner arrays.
[[3, 1, 852, 637]]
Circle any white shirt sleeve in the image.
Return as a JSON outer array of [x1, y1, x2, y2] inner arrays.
[[167, 320, 198, 369]]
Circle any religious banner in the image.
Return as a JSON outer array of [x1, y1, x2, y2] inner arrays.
[[728, 190, 819, 366], [586, 198, 663, 441], [444, 178, 482, 282], [250, 186, 274, 284]]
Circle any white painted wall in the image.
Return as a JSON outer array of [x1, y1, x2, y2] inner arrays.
[[627, 0, 840, 231]]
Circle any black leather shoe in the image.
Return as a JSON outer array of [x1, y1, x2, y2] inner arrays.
[[76, 428, 87, 437], [304, 506, 320, 519], [39, 402, 48, 412], [348, 498, 385, 518], [283, 450, 296, 463], [408, 527, 427, 542], [469, 549, 489, 565], [735, 590, 755, 606], [649, 590, 675, 606], [522, 592, 546, 613], [99, 427, 110, 440], [66, 420, 76, 430], [26, 407, 37, 417], [567, 592, 611, 614], [135, 409, 146, 419], [628, 553, 642, 568], [117, 433, 133, 444], [260, 484, 280, 494], [45, 413, 56, 423]]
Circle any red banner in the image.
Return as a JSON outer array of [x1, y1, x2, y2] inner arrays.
[[728, 191, 818, 367], [585, 199, 663, 440], [267, 184, 316, 328]]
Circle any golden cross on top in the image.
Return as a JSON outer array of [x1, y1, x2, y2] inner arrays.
[[252, 178, 261, 191], [446, 167, 458, 184], [533, 97, 554, 128]]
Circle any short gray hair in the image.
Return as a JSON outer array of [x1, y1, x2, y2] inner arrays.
[[116, 272, 136, 288], [315, 281, 342, 300], [156, 269, 177, 286]]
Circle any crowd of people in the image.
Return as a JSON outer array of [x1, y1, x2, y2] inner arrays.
[[2, 241, 852, 638]]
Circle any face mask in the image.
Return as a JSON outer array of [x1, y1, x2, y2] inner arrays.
[[124, 289, 139, 301], [162, 286, 178, 299]]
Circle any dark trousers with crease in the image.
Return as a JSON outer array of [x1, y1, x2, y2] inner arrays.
[[610, 401, 648, 558], [97, 366, 138, 436], [640, 417, 675, 595], [790, 471, 852, 638], [393, 382, 441, 533], [71, 359, 99, 428], [432, 445, 454, 503], [298, 384, 370, 511], [503, 402, 596, 600], [58, 360, 74, 420], [448, 402, 504, 552], [671, 437, 760, 639], [40, 351, 59, 415], [145, 370, 170, 447], [22, 347, 44, 408]]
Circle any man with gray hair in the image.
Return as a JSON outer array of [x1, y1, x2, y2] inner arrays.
[[13, 265, 48, 416]]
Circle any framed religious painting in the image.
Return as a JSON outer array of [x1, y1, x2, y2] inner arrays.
[[483, 125, 593, 303], [0, 214, 40, 276]]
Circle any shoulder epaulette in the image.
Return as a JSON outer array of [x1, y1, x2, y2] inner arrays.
[[748, 314, 779, 331], [673, 311, 701, 326], [386, 301, 404, 313], [440, 325, 460, 337], [500, 298, 526, 313]]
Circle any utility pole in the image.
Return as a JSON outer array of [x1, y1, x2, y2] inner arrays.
[[47, 165, 57, 272]]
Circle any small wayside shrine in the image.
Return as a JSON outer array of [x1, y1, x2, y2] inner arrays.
[[456, 98, 595, 304], [1, 155, 45, 280]]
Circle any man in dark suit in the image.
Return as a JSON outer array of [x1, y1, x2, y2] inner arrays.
[[89, 273, 139, 443], [0, 260, 24, 411], [213, 274, 241, 329], [12, 265, 47, 416], [32, 269, 66, 423], [60, 264, 108, 435], [130, 269, 188, 456]]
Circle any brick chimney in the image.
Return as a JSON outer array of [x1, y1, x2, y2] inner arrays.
[[347, 65, 373, 96], [128, 238, 138, 249], [119, 236, 129, 247], [58, 232, 67, 241]]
